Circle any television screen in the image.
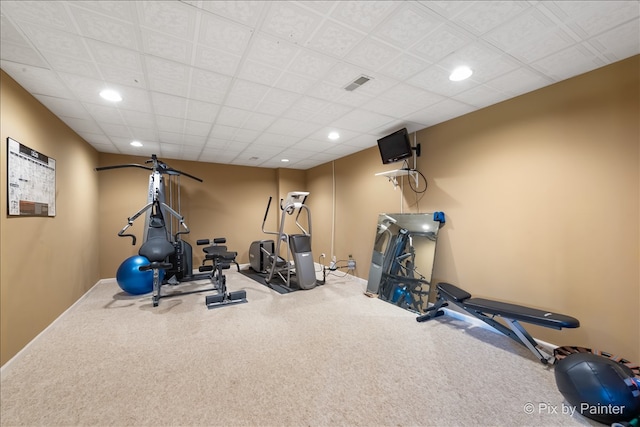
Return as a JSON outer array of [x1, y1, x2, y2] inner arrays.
[[377, 128, 412, 165]]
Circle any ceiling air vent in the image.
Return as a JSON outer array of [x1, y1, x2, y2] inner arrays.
[[344, 75, 371, 91]]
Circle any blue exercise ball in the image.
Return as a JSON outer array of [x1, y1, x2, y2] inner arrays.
[[116, 255, 162, 295], [555, 352, 640, 424]]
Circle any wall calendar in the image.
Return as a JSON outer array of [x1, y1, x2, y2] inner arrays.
[[7, 137, 56, 217]]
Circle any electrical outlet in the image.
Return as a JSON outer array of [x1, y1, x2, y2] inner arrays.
[[347, 256, 356, 270]]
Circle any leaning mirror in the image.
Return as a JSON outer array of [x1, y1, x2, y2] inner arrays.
[[367, 213, 440, 314]]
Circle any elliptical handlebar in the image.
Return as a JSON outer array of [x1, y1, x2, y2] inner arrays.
[[261, 196, 274, 235]]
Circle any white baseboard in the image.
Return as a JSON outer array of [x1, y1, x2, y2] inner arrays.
[[1, 279, 106, 377]]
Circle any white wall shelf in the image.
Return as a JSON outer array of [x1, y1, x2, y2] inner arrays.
[[375, 169, 418, 188]]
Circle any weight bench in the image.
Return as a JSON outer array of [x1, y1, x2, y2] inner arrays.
[[197, 238, 247, 309], [416, 282, 580, 364]]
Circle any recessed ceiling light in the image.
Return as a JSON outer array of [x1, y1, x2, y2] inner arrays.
[[281, 159, 290, 163], [328, 131, 340, 141], [100, 89, 122, 102], [449, 66, 473, 82], [130, 141, 142, 147]]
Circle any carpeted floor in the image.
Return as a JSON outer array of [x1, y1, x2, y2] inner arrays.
[[0, 269, 598, 426]]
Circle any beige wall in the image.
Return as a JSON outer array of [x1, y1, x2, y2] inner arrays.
[[307, 56, 639, 362], [1, 70, 100, 365], [2, 56, 638, 366]]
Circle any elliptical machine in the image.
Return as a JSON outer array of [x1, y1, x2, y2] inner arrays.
[[249, 192, 317, 291]]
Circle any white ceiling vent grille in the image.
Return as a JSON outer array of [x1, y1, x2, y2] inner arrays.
[[344, 75, 371, 91]]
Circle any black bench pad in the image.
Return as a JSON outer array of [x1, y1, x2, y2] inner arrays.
[[436, 282, 580, 330], [437, 282, 472, 302], [464, 297, 580, 329]]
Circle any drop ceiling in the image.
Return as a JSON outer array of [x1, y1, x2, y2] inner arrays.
[[1, 1, 638, 170]]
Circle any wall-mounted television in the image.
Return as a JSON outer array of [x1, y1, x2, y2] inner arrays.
[[377, 128, 413, 165]]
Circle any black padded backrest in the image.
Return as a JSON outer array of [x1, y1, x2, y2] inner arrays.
[[138, 213, 175, 262]]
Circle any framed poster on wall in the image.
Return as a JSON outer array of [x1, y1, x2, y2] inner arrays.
[[6, 137, 56, 216]]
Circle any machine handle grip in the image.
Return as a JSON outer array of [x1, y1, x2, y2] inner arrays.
[[117, 224, 136, 245]]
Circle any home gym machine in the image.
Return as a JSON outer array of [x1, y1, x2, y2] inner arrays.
[[97, 155, 246, 307], [248, 191, 317, 291], [96, 154, 204, 283]]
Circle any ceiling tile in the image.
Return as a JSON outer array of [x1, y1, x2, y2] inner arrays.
[[83, 103, 125, 125], [288, 50, 338, 79], [85, 39, 143, 71], [407, 65, 476, 97], [128, 126, 159, 142], [246, 33, 302, 68], [549, 1, 640, 38], [330, 109, 395, 133], [587, 19, 640, 61], [216, 106, 252, 127], [345, 37, 401, 70], [452, 84, 511, 109], [484, 7, 557, 51], [305, 20, 366, 58], [411, 25, 472, 62], [198, 13, 253, 54], [193, 46, 241, 76], [272, 72, 317, 94], [19, 24, 90, 60], [0, 40, 46, 68], [241, 112, 277, 133], [185, 120, 212, 137], [34, 95, 91, 120], [68, 1, 136, 23], [506, 28, 577, 63], [261, 2, 323, 44], [374, 3, 444, 49], [69, 4, 139, 49], [418, 1, 475, 20], [1, 0, 637, 170], [117, 87, 153, 113], [151, 92, 187, 118], [330, 1, 398, 33], [121, 110, 156, 129], [0, 1, 72, 30], [267, 117, 321, 138], [186, 99, 221, 122], [486, 67, 555, 96], [378, 53, 430, 80], [137, 1, 196, 40], [141, 29, 193, 63], [198, 1, 267, 27], [403, 99, 475, 127], [237, 60, 283, 86], [451, 1, 531, 35], [530, 45, 607, 81]]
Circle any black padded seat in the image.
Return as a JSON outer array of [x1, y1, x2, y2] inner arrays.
[[437, 282, 471, 302]]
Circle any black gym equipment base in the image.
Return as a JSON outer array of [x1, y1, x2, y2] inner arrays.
[[206, 290, 247, 309], [239, 268, 298, 294], [240, 268, 323, 294], [417, 282, 580, 364]]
